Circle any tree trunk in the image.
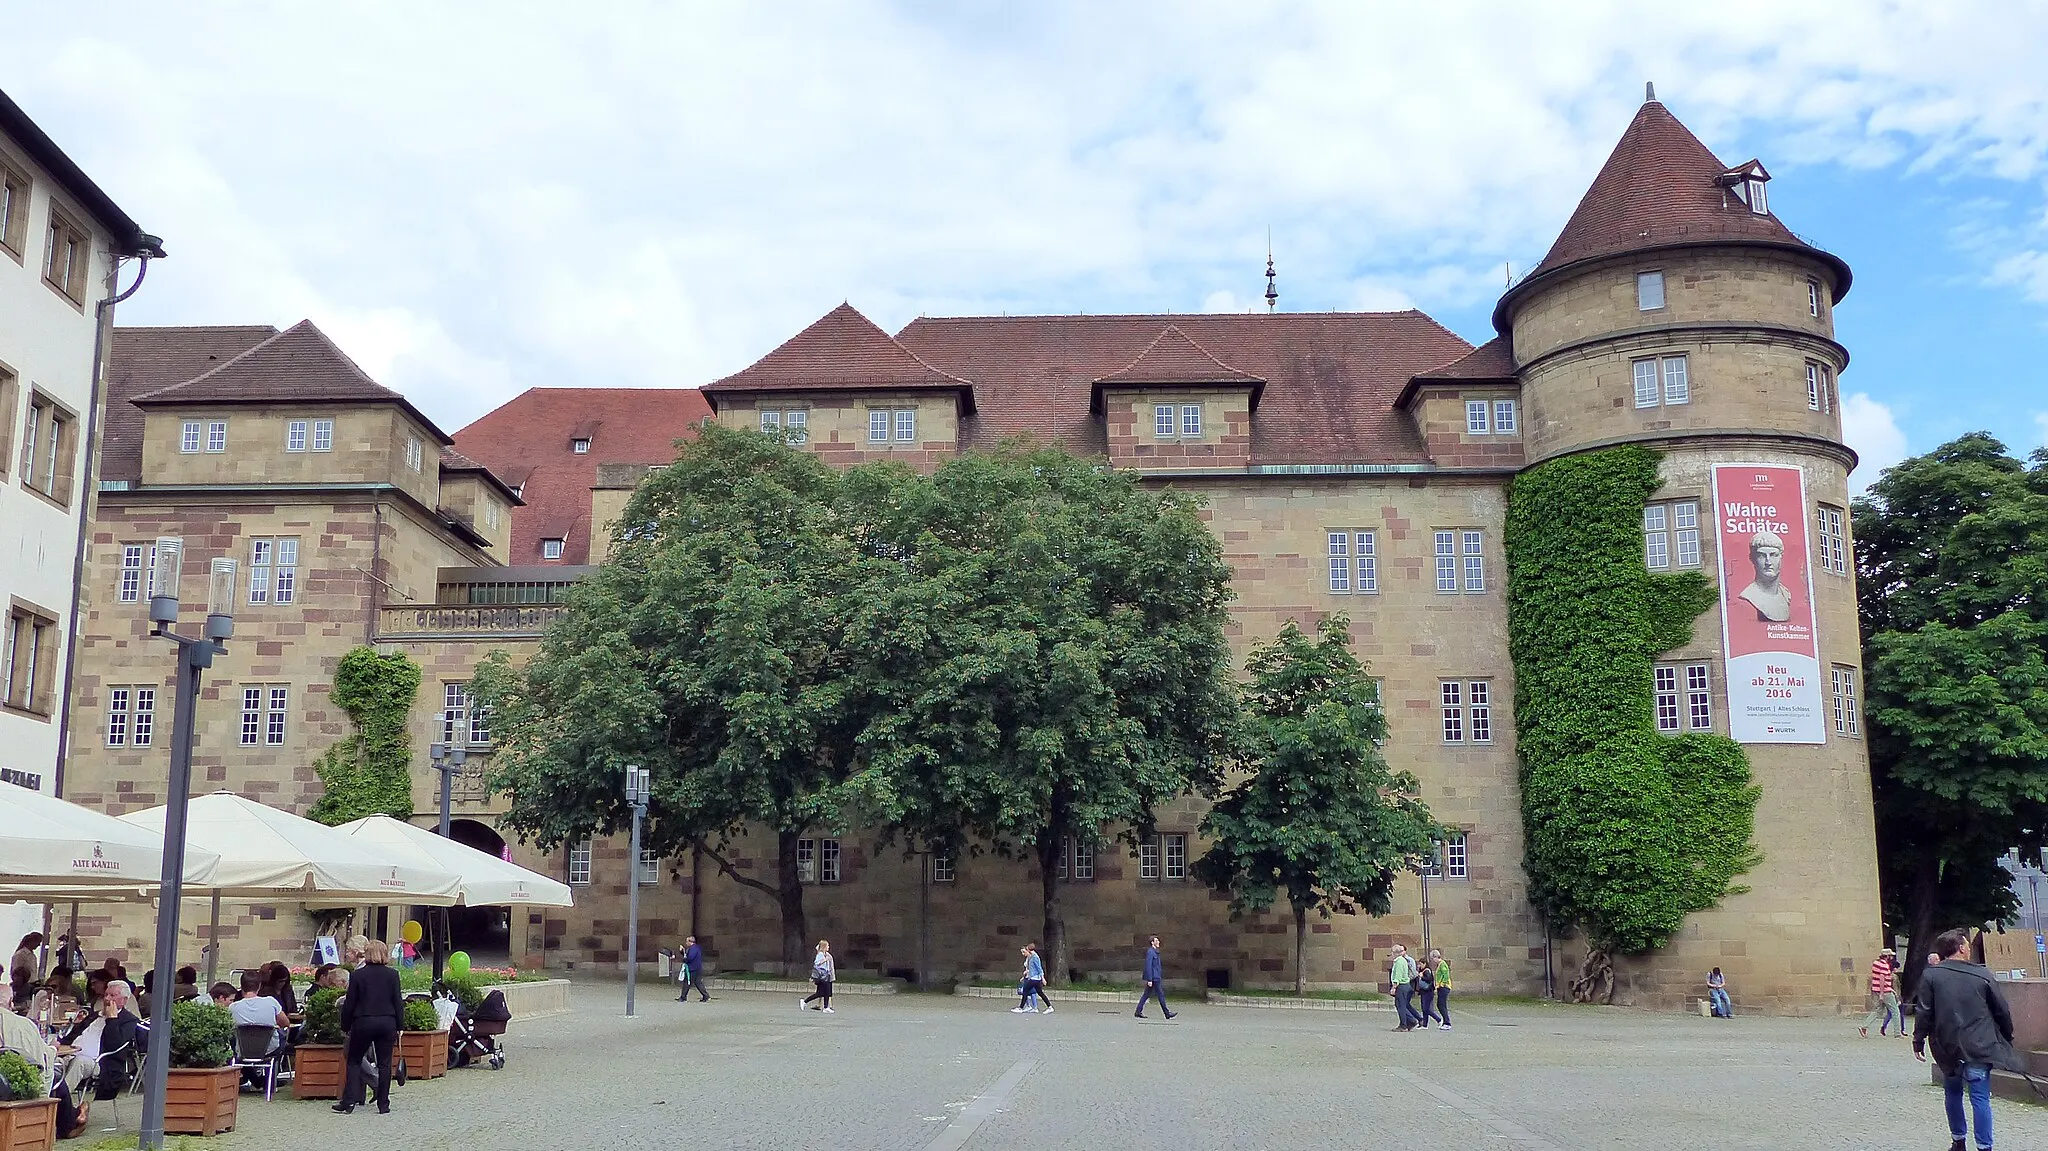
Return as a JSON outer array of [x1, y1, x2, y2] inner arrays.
[[1569, 947, 1616, 1004], [1293, 903, 1308, 997], [1901, 852, 1943, 999], [777, 829, 808, 978], [1038, 836, 1067, 986]]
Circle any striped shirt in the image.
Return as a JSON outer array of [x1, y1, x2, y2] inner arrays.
[[1870, 958, 1896, 995]]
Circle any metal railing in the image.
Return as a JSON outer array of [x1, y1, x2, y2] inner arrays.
[[372, 602, 567, 640]]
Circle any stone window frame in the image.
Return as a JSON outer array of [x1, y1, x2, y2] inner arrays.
[[759, 406, 810, 446], [796, 837, 842, 884], [1653, 662, 1714, 733], [42, 200, 91, 306], [239, 683, 290, 746], [1831, 665, 1862, 738], [405, 434, 424, 472], [866, 407, 919, 445], [637, 847, 661, 886], [1816, 504, 1849, 576], [1443, 832, 1469, 880], [311, 419, 334, 451], [206, 419, 228, 454], [1807, 278, 1824, 318], [1327, 529, 1378, 595], [1643, 500, 1702, 571], [1636, 269, 1666, 311], [930, 852, 956, 883], [1492, 400, 1518, 436], [0, 363, 16, 482], [541, 538, 566, 561], [1631, 354, 1690, 409], [19, 388, 81, 509], [0, 154, 28, 263], [105, 685, 157, 748], [247, 536, 300, 605], [1805, 360, 1835, 414], [1, 598, 60, 719], [1440, 679, 1492, 744], [567, 840, 592, 886], [1149, 402, 1206, 442], [1466, 400, 1491, 435], [1057, 837, 1096, 881]]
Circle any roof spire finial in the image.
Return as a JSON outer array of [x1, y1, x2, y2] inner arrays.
[[1645, 81, 1657, 103], [1264, 229, 1278, 314]]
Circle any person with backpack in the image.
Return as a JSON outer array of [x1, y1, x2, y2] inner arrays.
[[800, 940, 835, 1013]]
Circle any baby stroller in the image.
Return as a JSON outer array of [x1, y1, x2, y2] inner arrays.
[[449, 989, 510, 1071]]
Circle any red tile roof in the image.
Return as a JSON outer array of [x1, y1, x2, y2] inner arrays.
[[703, 302, 974, 403], [1415, 336, 1516, 380], [104, 325, 280, 483], [1094, 325, 1263, 387], [894, 312, 1472, 466], [452, 387, 712, 565]]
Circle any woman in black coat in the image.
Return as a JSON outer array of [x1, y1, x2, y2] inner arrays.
[[335, 940, 404, 1115]]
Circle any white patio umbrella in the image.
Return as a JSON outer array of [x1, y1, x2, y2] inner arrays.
[[0, 786, 222, 896], [118, 792, 462, 903], [333, 815, 573, 908]]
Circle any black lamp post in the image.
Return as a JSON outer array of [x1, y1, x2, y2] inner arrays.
[[138, 539, 236, 1151], [426, 741, 468, 984], [623, 765, 649, 1017]]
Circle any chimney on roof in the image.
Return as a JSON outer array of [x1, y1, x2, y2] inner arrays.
[[1264, 233, 1278, 313], [1645, 81, 1657, 103]]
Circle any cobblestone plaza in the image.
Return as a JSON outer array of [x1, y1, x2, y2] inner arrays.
[[99, 982, 2048, 1149]]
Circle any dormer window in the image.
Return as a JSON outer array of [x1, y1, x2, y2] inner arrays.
[[1745, 178, 1768, 215], [1719, 162, 1771, 216], [572, 438, 591, 454], [542, 538, 565, 561]]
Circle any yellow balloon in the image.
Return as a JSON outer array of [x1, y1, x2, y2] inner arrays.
[[400, 920, 423, 945]]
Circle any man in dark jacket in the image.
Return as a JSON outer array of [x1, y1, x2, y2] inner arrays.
[[676, 936, 709, 1003], [1915, 928, 2020, 1151], [1135, 936, 1174, 1020]]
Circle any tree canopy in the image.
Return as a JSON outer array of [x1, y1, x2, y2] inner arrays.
[[1854, 433, 2048, 991], [1193, 617, 1440, 994]]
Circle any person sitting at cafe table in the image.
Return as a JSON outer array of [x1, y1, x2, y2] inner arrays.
[[231, 970, 290, 1056], [209, 982, 237, 1008], [259, 961, 299, 1016], [55, 980, 139, 1100], [0, 982, 88, 1138], [43, 964, 78, 1005], [175, 965, 201, 1002]]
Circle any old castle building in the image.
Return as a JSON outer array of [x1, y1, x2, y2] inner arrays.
[[61, 95, 1876, 1012]]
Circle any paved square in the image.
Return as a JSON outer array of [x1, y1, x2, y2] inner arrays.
[[122, 982, 2048, 1149]]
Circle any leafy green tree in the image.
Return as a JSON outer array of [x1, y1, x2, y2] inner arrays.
[[1854, 433, 2048, 992], [842, 447, 1239, 982], [477, 423, 870, 972], [308, 646, 421, 825], [1193, 617, 1440, 995]]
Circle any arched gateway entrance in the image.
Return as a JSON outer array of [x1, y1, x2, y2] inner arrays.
[[443, 818, 512, 962]]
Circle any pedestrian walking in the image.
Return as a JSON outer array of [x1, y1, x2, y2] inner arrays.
[[1915, 928, 2022, 1151], [1706, 967, 1731, 1018], [677, 935, 710, 1002], [1013, 944, 1053, 1014], [1390, 944, 1417, 1031], [1429, 949, 1452, 1030], [334, 939, 402, 1115], [800, 939, 835, 1013], [1860, 947, 1900, 1037], [1134, 936, 1174, 1019], [1414, 952, 1439, 1027]]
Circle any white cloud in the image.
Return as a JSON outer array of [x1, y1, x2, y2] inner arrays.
[[4, 2, 2047, 430], [1842, 392, 1911, 493]]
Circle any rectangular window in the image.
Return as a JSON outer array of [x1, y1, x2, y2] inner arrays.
[[1493, 400, 1518, 435], [119, 544, 144, 603], [1443, 832, 1468, 880], [1633, 359, 1660, 409], [1806, 363, 1823, 411], [820, 839, 842, 883], [1139, 839, 1160, 880], [267, 686, 288, 745], [1327, 532, 1350, 593], [567, 840, 592, 886], [1832, 666, 1861, 737], [274, 538, 298, 603], [1179, 404, 1202, 438], [930, 852, 955, 883], [1662, 355, 1689, 405], [246, 537, 299, 605], [406, 435, 423, 471], [442, 682, 470, 745], [1326, 530, 1377, 595], [1747, 178, 1768, 215], [1808, 280, 1823, 318], [206, 420, 227, 453], [1468, 680, 1491, 742], [572, 438, 591, 454], [1, 604, 57, 716], [1070, 839, 1094, 881], [895, 409, 916, 442], [542, 539, 565, 561], [311, 420, 333, 451], [249, 539, 271, 603], [1441, 681, 1464, 743], [1466, 400, 1490, 435], [106, 687, 129, 746], [1644, 501, 1701, 570], [783, 409, 808, 445], [1817, 505, 1848, 575], [20, 394, 77, 504], [241, 686, 263, 745], [1462, 531, 1485, 593], [1163, 833, 1188, 880], [1673, 501, 1701, 568], [0, 160, 26, 258], [796, 838, 817, 883], [239, 684, 289, 745], [1686, 663, 1713, 731], [1654, 665, 1681, 732], [1637, 270, 1666, 310], [638, 848, 660, 886], [132, 687, 155, 747], [1435, 531, 1458, 592], [43, 207, 90, 303], [1643, 504, 1670, 570], [0, 369, 14, 481], [469, 694, 491, 745], [868, 409, 890, 443], [286, 421, 307, 452], [1154, 404, 1175, 437], [181, 421, 202, 454], [759, 409, 781, 434]]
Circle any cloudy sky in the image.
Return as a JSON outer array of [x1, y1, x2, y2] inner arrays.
[[6, 2, 2046, 486]]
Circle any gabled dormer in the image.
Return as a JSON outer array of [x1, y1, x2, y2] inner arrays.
[[1397, 337, 1524, 470], [1717, 159, 1772, 215], [1092, 325, 1260, 472], [701, 302, 974, 468]]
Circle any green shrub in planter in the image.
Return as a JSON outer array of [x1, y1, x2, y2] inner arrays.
[[167, 999, 235, 1069], [302, 987, 345, 1045], [0, 1049, 43, 1100], [401, 998, 440, 1032]]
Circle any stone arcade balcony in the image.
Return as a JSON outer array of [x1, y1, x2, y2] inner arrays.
[[372, 565, 595, 640]]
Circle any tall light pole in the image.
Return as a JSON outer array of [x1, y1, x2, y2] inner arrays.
[[623, 765, 650, 1017], [139, 539, 236, 1151], [427, 741, 468, 985]]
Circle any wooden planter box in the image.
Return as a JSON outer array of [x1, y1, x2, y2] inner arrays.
[[0, 1098, 57, 1151], [292, 1044, 346, 1100], [396, 1030, 448, 1080], [164, 1066, 239, 1136]]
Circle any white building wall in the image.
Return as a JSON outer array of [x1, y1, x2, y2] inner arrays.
[[0, 130, 116, 796]]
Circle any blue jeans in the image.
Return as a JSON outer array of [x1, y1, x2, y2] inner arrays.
[[1709, 988, 1731, 1017], [1394, 984, 1414, 1026], [1943, 1062, 1993, 1149]]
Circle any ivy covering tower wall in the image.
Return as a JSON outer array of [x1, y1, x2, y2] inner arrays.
[[1505, 444, 1760, 955], [307, 646, 422, 825]]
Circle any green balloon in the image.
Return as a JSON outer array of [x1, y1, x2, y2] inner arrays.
[[448, 951, 471, 977]]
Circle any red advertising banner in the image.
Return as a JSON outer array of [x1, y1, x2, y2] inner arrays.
[[1712, 464, 1825, 744]]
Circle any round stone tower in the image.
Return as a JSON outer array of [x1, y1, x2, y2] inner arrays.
[[1495, 93, 1878, 1013]]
